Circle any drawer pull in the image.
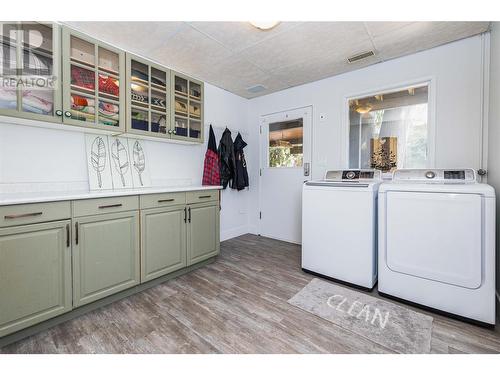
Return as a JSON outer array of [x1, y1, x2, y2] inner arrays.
[[158, 198, 175, 203], [98, 203, 123, 209], [4, 212, 43, 219], [199, 195, 211, 199]]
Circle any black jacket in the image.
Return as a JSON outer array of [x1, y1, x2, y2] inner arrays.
[[217, 128, 235, 189], [233, 132, 249, 191]]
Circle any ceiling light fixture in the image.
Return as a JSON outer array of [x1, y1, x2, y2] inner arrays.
[[249, 21, 280, 30]]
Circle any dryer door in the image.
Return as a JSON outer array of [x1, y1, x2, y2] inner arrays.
[[385, 191, 482, 289]]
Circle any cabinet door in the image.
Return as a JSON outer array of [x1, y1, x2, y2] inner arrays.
[[72, 211, 139, 307], [126, 53, 171, 139], [141, 206, 186, 282], [0, 22, 62, 123], [187, 202, 219, 265], [171, 71, 204, 143], [61, 27, 125, 132], [0, 220, 71, 338]]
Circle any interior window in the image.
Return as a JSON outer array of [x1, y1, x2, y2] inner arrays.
[[348, 85, 429, 173], [268, 119, 303, 168]]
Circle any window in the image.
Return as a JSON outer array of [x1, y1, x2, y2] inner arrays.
[[348, 85, 429, 173], [268, 119, 303, 168]]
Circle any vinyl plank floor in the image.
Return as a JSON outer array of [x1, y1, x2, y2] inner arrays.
[[1, 234, 499, 354]]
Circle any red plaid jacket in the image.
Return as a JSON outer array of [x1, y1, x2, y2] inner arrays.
[[202, 149, 220, 186]]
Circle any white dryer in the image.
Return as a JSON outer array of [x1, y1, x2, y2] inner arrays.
[[302, 169, 383, 289], [378, 169, 496, 325]]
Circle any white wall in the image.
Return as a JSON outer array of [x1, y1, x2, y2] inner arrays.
[[247, 35, 488, 234], [488, 22, 500, 301], [0, 83, 250, 241]]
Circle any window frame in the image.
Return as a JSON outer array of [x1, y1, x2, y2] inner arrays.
[[342, 77, 436, 177]]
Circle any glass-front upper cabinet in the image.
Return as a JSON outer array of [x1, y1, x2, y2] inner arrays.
[[0, 22, 62, 122], [171, 71, 203, 143], [125, 53, 170, 138], [61, 27, 125, 131]]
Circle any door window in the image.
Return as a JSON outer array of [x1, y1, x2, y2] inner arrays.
[[268, 119, 303, 168]]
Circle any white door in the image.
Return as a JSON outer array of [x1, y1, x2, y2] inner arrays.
[[259, 107, 312, 243]]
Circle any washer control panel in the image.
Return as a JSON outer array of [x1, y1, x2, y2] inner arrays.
[[325, 169, 382, 181], [393, 169, 476, 183]]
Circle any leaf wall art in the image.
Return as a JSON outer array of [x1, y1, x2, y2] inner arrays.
[[85, 134, 113, 190], [110, 137, 133, 189], [128, 138, 151, 188]]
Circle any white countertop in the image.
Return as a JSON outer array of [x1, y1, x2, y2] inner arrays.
[[0, 185, 222, 206]]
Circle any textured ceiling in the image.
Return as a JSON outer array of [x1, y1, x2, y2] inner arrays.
[[63, 21, 490, 99]]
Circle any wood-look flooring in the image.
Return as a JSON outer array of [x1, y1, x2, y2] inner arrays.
[[1, 234, 499, 354]]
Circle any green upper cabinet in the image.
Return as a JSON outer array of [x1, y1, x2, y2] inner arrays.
[[61, 27, 125, 132], [126, 53, 171, 139], [0, 22, 62, 123], [171, 71, 204, 143]]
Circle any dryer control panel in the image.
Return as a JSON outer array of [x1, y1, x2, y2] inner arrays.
[[393, 169, 476, 183]]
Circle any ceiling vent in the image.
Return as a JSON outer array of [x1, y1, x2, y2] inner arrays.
[[247, 84, 267, 94], [347, 51, 375, 63]]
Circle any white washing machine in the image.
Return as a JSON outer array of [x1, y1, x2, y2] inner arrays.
[[302, 169, 383, 289], [378, 169, 496, 325]]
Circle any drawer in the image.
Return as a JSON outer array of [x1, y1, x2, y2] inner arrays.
[[140, 192, 186, 209], [0, 201, 71, 227], [186, 190, 219, 204], [72, 196, 139, 217]]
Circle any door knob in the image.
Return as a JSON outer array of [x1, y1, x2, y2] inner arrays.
[[477, 169, 487, 176]]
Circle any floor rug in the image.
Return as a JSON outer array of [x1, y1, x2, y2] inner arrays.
[[288, 278, 433, 353]]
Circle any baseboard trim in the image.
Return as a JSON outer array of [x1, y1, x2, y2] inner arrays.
[[220, 225, 249, 241], [0, 257, 217, 349]]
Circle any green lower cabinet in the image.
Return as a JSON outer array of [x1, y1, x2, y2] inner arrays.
[[141, 206, 187, 282], [187, 202, 220, 266], [72, 211, 140, 307], [0, 220, 72, 338]]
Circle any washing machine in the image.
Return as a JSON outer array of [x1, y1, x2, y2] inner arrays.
[[378, 168, 496, 325], [302, 169, 383, 289]]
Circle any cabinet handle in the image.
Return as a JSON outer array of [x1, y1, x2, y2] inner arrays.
[[98, 203, 123, 209], [4, 212, 43, 219], [55, 110, 63, 117], [66, 223, 70, 248], [188, 207, 191, 223], [198, 195, 211, 199], [158, 198, 175, 203], [75, 222, 79, 245], [184, 207, 187, 223], [168, 129, 172, 134], [64, 111, 72, 118], [173, 130, 177, 135]]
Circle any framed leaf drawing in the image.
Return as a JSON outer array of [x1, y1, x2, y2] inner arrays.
[[85, 134, 113, 190], [109, 136, 134, 189], [127, 138, 152, 188]]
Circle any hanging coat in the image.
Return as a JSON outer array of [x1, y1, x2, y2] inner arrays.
[[218, 128, 236, 189], [202, 125, 220, 186], [233, 132, 249, 191]]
